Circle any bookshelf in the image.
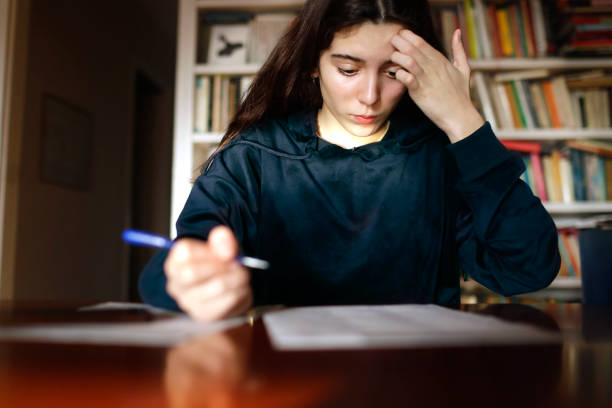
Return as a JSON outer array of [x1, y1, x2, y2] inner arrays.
[[172, 0, 304, 238], [173, 0, 612, 298]]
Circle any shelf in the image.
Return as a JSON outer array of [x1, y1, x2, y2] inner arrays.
[[495, 128, 612, 140], [469, 58, 612, 71], [194, 60, 612, 77], [195, 64, 261, 76], [194, 133, 224, 143], [544, 202, 612, 214]]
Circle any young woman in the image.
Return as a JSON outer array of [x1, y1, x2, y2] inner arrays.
[[139, 0, 560, 321]]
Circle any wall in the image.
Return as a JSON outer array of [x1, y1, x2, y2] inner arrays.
[[11, 0, 176, 302]]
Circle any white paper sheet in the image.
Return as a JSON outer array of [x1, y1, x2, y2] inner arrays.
[[77, 301, 182, 315], [0, 311, 248, 347], [263, 304, 561, 350]]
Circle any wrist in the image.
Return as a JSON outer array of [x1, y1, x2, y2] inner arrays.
[[443, 109, 485, 144]]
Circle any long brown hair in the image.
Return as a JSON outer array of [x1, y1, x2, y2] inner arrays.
[[208, 0, 441, 164]]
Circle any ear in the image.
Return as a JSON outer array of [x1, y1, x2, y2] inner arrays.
[[311, 69, 319, 79]]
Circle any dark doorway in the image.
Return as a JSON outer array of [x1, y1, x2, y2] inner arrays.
[[129, 71, 171, 302]]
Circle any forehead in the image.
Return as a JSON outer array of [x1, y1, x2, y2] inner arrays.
[[326, 22, 404, 60]]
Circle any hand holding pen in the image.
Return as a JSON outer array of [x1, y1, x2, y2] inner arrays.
[[123, 226, 264, 322]]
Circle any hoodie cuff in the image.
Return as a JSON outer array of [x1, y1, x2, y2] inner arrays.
[[445, 121, 512, 181]]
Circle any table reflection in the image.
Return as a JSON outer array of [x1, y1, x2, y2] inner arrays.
[[164, 324, 254, 408]]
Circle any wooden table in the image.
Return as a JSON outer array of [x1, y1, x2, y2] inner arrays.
[[0, 302, 610, 408]]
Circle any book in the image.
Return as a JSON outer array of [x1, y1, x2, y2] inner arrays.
[[212, 75, 222, 132], [194, 75, 211, 133], [542, 154, 559, 201], [584, 153, 607, 201], [439, 7, 459, 57], [520, 0, 537, 57], [496, 7, 514, 56], [463, 0, 480, 58], [504, 82, 523, 128], [552, 76, 578, 128], [541, 80, 563, 128], [606, 158, 612, 200], [551, 150, 565, 201], [501, 140, 548, 200], [508, 4, 525, 57], [473, 0, 493, 58], [530, 0, 549, 56], [512, 2, 528, 57], [485, 4, 503, 57], [565, 230, 582, 277], [493, 69, 550, 83], [473, 72, 498, 128], [491, 82, 515, 129], [559, 151, 576, 203], [558, 232, 577, 276], [514, 80, 536, 128], [529, 82, 552, 128], [569, 148, 588, 201], [567, 139, 612, 158]]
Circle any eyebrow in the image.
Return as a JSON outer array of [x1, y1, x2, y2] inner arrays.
[[331, 53, 395, 66]]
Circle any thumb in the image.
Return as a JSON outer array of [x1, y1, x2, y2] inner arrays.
[[208, 225, 238, 262], [451, 29, 470, 76]]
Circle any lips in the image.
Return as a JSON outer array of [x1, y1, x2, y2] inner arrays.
[[353, 115, 377, 124]]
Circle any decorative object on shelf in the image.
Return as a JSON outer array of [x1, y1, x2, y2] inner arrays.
[[207, 24, 249, 65]]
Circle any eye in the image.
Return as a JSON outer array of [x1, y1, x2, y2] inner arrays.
[[338, 67, 358, 76], [385, 70, 398, 79]]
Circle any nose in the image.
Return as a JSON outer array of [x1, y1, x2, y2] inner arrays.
[[357, 73, 380, 107]]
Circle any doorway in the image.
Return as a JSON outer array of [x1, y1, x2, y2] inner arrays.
[[129, 71, 171, 302]]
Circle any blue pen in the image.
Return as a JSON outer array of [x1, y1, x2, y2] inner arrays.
[[122, 229, 270, 270]]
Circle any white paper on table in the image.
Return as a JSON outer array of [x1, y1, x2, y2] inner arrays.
[[263, 304, 561, 350], [77, 301, 181, 315], [0, 310, 248, 348]]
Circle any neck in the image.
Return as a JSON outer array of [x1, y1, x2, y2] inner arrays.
[[317, 109, 389, 149]]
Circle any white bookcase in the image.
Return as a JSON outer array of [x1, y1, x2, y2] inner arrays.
[[172, 0, 612, 292], [172, 0, 304, 237]]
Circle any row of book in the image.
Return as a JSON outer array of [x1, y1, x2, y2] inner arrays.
[[197, 12, 295, 66], [194, 75, 254, 134], [556, 0, 612, 56], [503, 139, 612, 202], [472, 69, 612, 130], [434, 0, 554, 59]]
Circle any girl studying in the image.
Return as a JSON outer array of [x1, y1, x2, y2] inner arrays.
[[139, 0, 560, 321]]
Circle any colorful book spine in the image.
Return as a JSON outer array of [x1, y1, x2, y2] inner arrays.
[[569, 148, 587, 201], [496, 7, 514, 56]]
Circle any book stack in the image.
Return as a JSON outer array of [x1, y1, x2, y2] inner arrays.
[[472, 69, 612, 129], [557, 0, 612, 56], [434, 0, 555, 59], [194, 75, 254, 134], [502, 139, 612, 202]]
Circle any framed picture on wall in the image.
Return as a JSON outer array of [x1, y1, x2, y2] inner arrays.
[[40, 94, 94, 190]]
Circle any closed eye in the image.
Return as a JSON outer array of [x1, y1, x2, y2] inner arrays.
[[338, 67, 358, 76]]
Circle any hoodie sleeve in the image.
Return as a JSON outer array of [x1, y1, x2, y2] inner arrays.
[[446, 122, 560, 296], [138, 143, 261, 309]]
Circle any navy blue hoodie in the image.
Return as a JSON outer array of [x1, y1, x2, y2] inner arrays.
[[139, 108, 560, 311]]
